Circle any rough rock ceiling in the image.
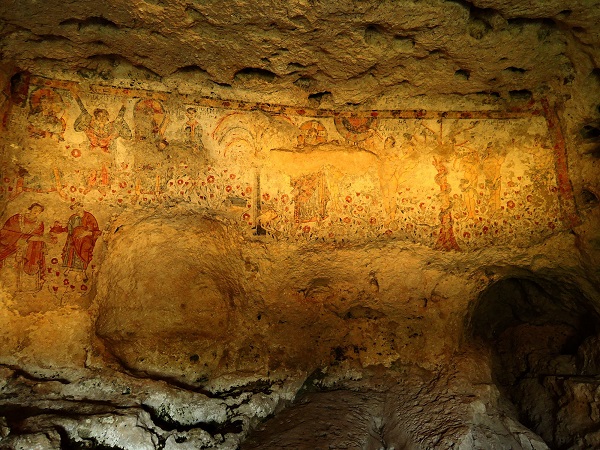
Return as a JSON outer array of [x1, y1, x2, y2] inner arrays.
[[1, 0, 599, 104]]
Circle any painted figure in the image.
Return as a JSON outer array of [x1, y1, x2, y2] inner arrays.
[[61, 203, 101, 281], [74, 95, 131, 153], [481, 141, 505, 214], [0, 203, 50, 291], [184, 107, 205, 149], [377, 134, 420, 222], [457, 148, 480, 220], [134, 98, 169, 150], [27, 88, 66, 141], [297, 120, 328, 147], [334, 114, 378, 146], [291, 172, 330, 223], [433, 158, 460, 251], [378, 136, 399, 220]]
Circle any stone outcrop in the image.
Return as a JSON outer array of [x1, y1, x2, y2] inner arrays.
[[0, 0, 599, 448]]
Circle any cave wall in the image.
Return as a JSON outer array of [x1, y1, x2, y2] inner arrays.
[[0, 71, 583, 370], [0, 0, 600, 447], [1, 66, 598, 449]]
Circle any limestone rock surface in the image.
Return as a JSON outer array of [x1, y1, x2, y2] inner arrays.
[[0, 0, 600, 449]]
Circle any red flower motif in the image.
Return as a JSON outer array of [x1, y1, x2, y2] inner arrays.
[[230, 174, 236, 180], [343, 217, 351, 223], [71, 148, 81, 158], [246, 186, 252, 193], [51, 258, 58, 264], [70, 186, 77, 193], [207, 175, 215, 183], [302, 226, 311, 233], [345, 195, 352, 203], [63, 279, 69, 285], [263, 193, 270, 201], [226, 185, 232, 192], [243, 213, 251, 220], [81, 285, 88, 291], [548, 222, 556, 229], [369, 217, 377, 225], [506, 200, 515, 209], [463, 232, 471, 238], [177, 179, 184, 185]]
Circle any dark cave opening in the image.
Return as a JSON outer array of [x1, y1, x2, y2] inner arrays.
[[469, 276, 600, 449]]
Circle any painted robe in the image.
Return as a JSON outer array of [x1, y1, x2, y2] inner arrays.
[[0, 214, 45, 274], [61, 211, 101, 271]]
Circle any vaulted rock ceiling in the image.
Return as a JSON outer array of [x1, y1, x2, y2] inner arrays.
[[1, 1, 600, 449], [2, 0, 599, 104]]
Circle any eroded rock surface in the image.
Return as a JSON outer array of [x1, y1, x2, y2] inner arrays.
[[1, 0, 600, 449]]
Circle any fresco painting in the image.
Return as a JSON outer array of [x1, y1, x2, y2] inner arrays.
[[0, 75, 579, 295]]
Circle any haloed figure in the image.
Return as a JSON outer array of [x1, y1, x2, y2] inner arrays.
[[481, 141, 505, 215], [0, 203, 50, 291], [184, 107, 206, 155], [27, 88, 66, 141], [74, 95, 131, 153], [459, 149, 480, 220], [62, 203, 101, 281], [378, 136, 400, 221]]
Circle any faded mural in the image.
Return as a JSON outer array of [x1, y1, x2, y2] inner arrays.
[[0, 75, 578, 298]]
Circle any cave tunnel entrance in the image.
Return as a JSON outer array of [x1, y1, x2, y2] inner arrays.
[[469, 276, 600, 449]]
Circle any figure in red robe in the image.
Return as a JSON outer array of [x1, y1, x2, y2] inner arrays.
[[0, 203, 47, 290], [61, 203, 101, 281]]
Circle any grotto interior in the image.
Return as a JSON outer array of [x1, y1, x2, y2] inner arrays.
[[1, 0, 600, 449]]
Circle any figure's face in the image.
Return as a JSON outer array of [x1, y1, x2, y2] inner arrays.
[[94, 109, 110, 125], [29, 206, 43, 219], [39, 97, 52, 114], [76, 205, 85, 216]]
